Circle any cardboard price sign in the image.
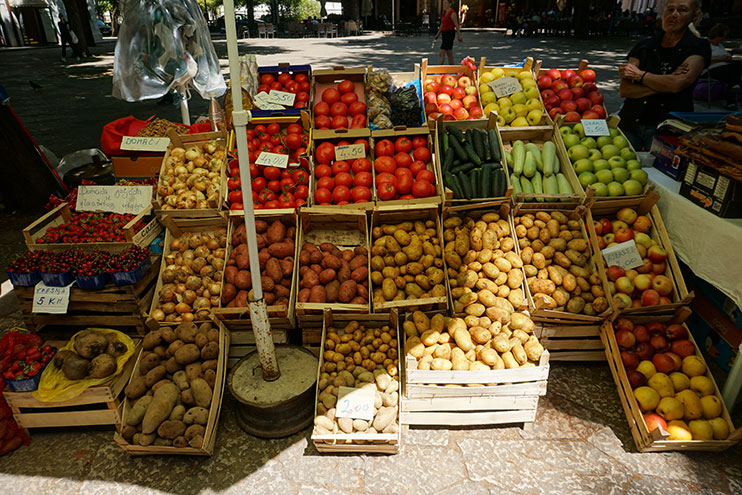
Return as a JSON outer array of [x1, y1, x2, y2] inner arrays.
[[76, 185, 153, 215], [120, 136, 170, 152], [32, 283, 71, 314], [255, 151, 289, 168], [487, 76, 521, 98], [254, 92, 284, 110], [267, 90, 296, 106], [334, 143, 365, 161], [581, 119, 610, 137], [335, 386, 375, 421], [601, 240, 643, 270]]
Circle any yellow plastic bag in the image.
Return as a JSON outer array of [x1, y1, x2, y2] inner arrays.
[[33, 328, 136, 403]]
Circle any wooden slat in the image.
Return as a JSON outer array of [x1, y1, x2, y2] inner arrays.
[[405, 351, 550, 385], [401, 408, 537, 426], [401, 395, 539, 412], [14, 408, 119, 429], [405, 380, 547, 399]]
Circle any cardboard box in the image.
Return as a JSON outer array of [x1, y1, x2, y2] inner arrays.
[[691, 278, 742, 330], [689, 310, 739, 373], [650, 135, 689, 181], [679, 160, 742, 218], [112, 155, 163, 179]]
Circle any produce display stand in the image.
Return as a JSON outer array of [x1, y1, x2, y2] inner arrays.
[[601, 307, 741, 452], [420, 58, 478, 132], [15, 258, 160, 336], [311, 309, 401, 453], [3, 339, 140, 430], [114, 323, 228, 455]]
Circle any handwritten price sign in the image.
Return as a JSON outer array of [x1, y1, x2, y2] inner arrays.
[[120, 136, 170, 152], [487, 76, 521, 98], [267, 90, 296, 106], [581, 119, 610, 137], [255, 152, 289, 169], [335, 386, 375, 421], [601, 240, 643, 270], [32, 283, 71, 314], [335, 143, 365, 161], [254, 92, 284, 110], [76, 185, 153, 215]]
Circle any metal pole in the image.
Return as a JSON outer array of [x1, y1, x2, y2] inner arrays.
[[223, 0, 280, 381], [179, 91, 190, 125]]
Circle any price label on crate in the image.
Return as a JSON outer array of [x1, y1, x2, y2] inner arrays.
[[32, 282, 71, 314], [487, 76, 521, 98], [254, 92, 284, 110], [335, 386, 375, 421], [601, 240, 643, 270], [120, 136, 170, 152], [581, 119, 610, 136], [255, 151, 289, 168], [267, 90, 296, 106], [76, 185, 153, 215], [335, 143, 365, 161]]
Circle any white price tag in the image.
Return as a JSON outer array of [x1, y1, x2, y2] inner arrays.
[[254, 92, 284, 110], [120, 136, 170, 152], [32, 282, 71, 314], [255, 152, 289, 168], [76, 186, 153, 215], [486, 76, 522, 98], [335, 386, 375, 421], [267, 90, 296, 106], [581, 119, 610, 136], [334, 143, 365, 161], [601, 240, 643, 270]]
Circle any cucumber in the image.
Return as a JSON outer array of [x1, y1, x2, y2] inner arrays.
[[458, 172, 473, 199], [449, 134, 468, 162], [525, 143, 543, 172], [469, 168, 482, 199], [523, 150, 537, 178], [482, 130, 492, 162], [481, 164, 492, 198], [464, 141, 482, 166], [504, 150, 513, 169], [481, 161, 502, 170], [448, 126, 466, 144], [472, 129, 485, 161], [543, 174, 559, 198], [510, 173, 522, 195], [493, 168, 506, 197], [450, 161, 476, 174], [520, 175, 534, 195], [488, 128, 502, 162], [465, 130, 474, 149], [512, 140, 525, 176], [443, 133, 449, 153], [448, 172, 463, 199], [556, 173, 573, 202], [531, 171, 544, 202], [442, 147, 455, 173], [542, 141, 557, 176]]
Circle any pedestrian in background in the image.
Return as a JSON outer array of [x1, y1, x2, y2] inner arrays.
[[57, 14, 80, 63], [434, 0, 462, 64]]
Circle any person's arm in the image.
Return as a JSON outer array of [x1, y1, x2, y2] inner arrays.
[[452, 11, 462, 41], [711, 54, 732, 63], [622, 54, 706, 94], [619, 57, 657, 98]]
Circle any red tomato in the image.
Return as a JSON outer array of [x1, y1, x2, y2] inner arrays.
[[354, 139, 369, 154], [374, 156, 396, 174], [335, 172, 354, 188], [375, 172, 396, 188], [295, 73, 308, 83], [270, 81, 282, 91], [230, 202, 244, 211], [377, 183, 396, 201], [409, 160, 427, 176], [296, 198, 306, 207], [333, 185, 351, 203], [228, 176, 241, 190], [253, 177, 266, 191], [254, 201, 263, 209], [260, 73, 275, 85], [351, 186, 372, 203], [412, 147, 432, 163], [314, 187, 332, 204], [331, 115, 349, 129], [248, 163, 259, 178], [412, 136, 428, 149], [259, 189, 275, 203], [315, 143, 335, 165], [349, 101, 367, 116], [330, 102, 348, 117], [416, 169, 436, 184], [315, 164, 332, 178], [315, 115, 332, 129], [315, 101, 330, 116], [267, 179, 281, 193], [277, 72, 291, 85], [257, 83, 270, 94], [396, 174, 413, 195], [336, 140, 351, 147], [374, 139, 394, 157], [412, 179, 432, 198], [280, 177, 295, 191], [278, 192, 295, 208], [351, 158, 372, 174], [350, 114, 366, 128], [264, 200, 280, 209], [292, 169, 309, 185], [394, 167, 412, 179], [400, 194, 415, 200], [322, 88, 341, 104], [229, 167, 240, 178], [285, 81, 300, 94], [263, 166, 281, 180], [338, 79, 355, 95], [394, 152, 413, 168], [394, 137, 413, 153], [300, 81, 311, 92], [332, 160, 350, 175], [270, 134, 282, 146], [285, 133, 302, 150], [254, 124, 267, 135], [267, 123, 281, 135], [353, 171, 373, 187], [317, 176, 335, 190], [295, 184, 309, 200], [340, 92, 358, 106], [296, 91, 310, 103], [287, 123, 303, 134]]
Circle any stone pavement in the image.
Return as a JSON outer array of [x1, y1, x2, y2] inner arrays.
[[1, 32, 741, 495]]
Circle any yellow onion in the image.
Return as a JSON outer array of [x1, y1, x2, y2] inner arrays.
[[175, 302, 191, 314], [194, 246, 210, 258], [161, 302, 176, 314], [185, 276, 201, 291], [214, 248, 226, 259], [191, 257, 207, 272], [210, 296, 221, 307], [165, 313, 178, 322], [208, 282, 221, 295], [207, 238, 219, 250], [200, 265, 215, 278], [183, 290, 197, 305], [176, 283, 187, 294], [185, 147, 201, 161], [196, 309, 210, 320], [193, 297, 210, 310], [151, 309, 165, 322], [182, 312, 195, 322], [212, 258, 225, 271]]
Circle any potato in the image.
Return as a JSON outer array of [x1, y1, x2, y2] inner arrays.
[[141, 383, 179, 434], [431, 358, 453, 370], [309, 286, 326, 303], [126, 396, 153, 426], [185, 424, 206, 443], [529, 278, 556, 295], [509, 312, 535, 333], [190, 378, 212, 408], [157, 420, 187, 440], [338, 280, 358, 303], [138, 352, 161, 375], [145, 365, 167, 388], [142, 331, 162, 351], [200, 342, 219, 360], [175, 344, 200, 365], [185, 362, 203, 381], [508, 270, 524, 290], [125, 376, 147, 400], [176, 322, 198, 343]]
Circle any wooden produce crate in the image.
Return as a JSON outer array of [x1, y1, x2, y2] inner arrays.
[[533, 59, 608, 120], [152, 130, 228, 227], [3, 339, 139, 429], [499, 122, 584, 205], [114, 323, 228, 455], [534, 322, 605, 361], [401, 312, 550, 426], [388, 65, 428, 131], [311, 66, 367, 135], [311, 310, 401, 454], [370, 207, 449, 314], [23, 203, 161, 252], [510, 203, 613, 325], [587, 192, 692, 316], [145, 217, 229, 330], [372, 126, 443, 209], [420, 58, 479, 132], [601, 307, 742, 452], [295, 210, 371, 328], [252, 63, 312, 118], [436, 113, 512, 211], [301, 327, 322, 357], [16, 258, 160, 335]]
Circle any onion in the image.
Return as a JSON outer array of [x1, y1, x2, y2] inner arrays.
[[185, 147, 201, 161], [182, 312, 195, 322], [197, 287, 206, 297], [189, 236, 202, 249], [193, 297, 210, 310], [151, 309, 165, 322], [210, 296, 221, 307], [212, 258, 225, 271], [161, 302, 176, 314], [171, 239, 182, 251], [214, 248, 226, 259], [160, 285, 175, 302], [196, 309, 210, 320], [175, 302, 191, 314], [174, 165, 188, 176], [200, 265, 215, 278], [182, 250, 195, 262], [208, 282, 221, 295], [207, 238, 219, 250], [165, 313, 178, 323], [176, 283, 187, 294], [164, 255, 177, 266], [162, 269, 176, 284], [194, 246, 210, 258], [191, 257, 207, 272], [183, 290, 197, 304], [185, 276, 201, 291]]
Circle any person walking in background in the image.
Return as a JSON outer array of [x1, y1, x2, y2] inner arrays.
[[707, 24, 742, 109], [434, 0, 462, 64], [57, 13, 79, 63]]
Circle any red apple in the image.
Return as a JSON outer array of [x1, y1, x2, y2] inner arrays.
[[652, 353, 675, 374], [557, 88, 574, 101], [437, 93, 451, 105], [544, 95, 561, 108], [652, 262, 667, 275], [636, 342, 655, 361], [636, 258, 653, 274], [541, 89, 556, 100], [621, 350, 640, 370], [425, 80, 440, 93], [659, 296, 672, 305], [593, 221, 603, 235], [591, 105, 607, 118], [647, 246, 667, 263], [614, 317, 634, 333], [670, 339, 696, 358], [614, 228, 635, 243], [600, 218, 613, 234], [453, 107, 469, 120], [646, 322, 666, 336], [452, 86, 466, 100], [439, 84, 454, 96], [424, 91, 437, 104], [571, 87, 585, 99], [633, 325, 650, 343], [597, 236, 606, 250], [665, 324, 688, 340], [551, 80, 569, 93], [588, 91, 604, 105], [537, 75, 553, 90], [583, 82, 599, 94], [606, 265, 626, 282], [564, 111, 581, 123], [616, 329, 637, 349], [561, 69, 577, 81], [457, 75, 472, 88], [549, 107, 566, 120], [632, 216, 652, 233], [449, 98, 463, 111], [424, 102, 438, 115], [462, 94, 478, 109], [442, 113, 456, 121], [652, 275, 673, 296], [665, 352, 682, 371], [560, 100, 577, 113], [580, 69, 597, 83], [628, 370, 647, 388], [438, 103, 453, 115], [650, 334, 668, 351], [644, 413, 667, 433], [568, 75, 584, 88], [582, 110, 600, 120], [546, 68, 561, 81], [575, 97, 592, 112], [642, 289, 661, 307], [468, 106, 483, 119], [442, 74, 458, 87]]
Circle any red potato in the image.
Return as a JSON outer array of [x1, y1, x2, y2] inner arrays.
[[309, 286, 326, 303], [326, 280, 340, 302], [260, 276, 275, 292], [280, 258, 294, 277], [350, 296, 366, 305], [235, 270, 252, 290], [309, 250, 323, 264], [303, 270, 319, 288], [338, 280, 357, 303], [299, 251, 311, 265], [224, 266, 238, 285], [275, 284, 290, 299], [341, 250, 354, 262], [310, 264, 323, 274], [320, 243, 335, 253], [265, 292, 276, 305], [298, 288, 311, 302], [354, 246, 368, 257], [268, 243, 294, 258], [351, 267, 368, 283], [319, 268, 336, 284], [265, 258, 283, 283], [323, 255, 342, 270], [254, 220, 268, 234], [266, 220, 287, 244], [337, 263, 351, 283], [221, 284, 237, 304], [349, 255, 368, 271], [236, 254, 249, 270], [299, 266, 310, 277]]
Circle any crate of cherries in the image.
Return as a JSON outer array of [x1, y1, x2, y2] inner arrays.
[[2, 343, 56, 392]]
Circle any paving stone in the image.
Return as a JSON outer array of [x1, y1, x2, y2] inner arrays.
[[624, 475, 727, 495], [518, 394, 604, 441], [437, 480, 492, 495], [403, 425, 450, 447], [297, 487, 374, 495]]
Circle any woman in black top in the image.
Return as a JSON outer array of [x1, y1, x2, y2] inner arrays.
[[57, 14, 79, 62], [618, 0, 710, 150]]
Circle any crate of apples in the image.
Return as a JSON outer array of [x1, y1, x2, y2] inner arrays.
[[314, 79, 367, 130], [423, 72, 482, 123], [313, 136, 373, 207], [373, 134, 439, 205], [538, 67, 607, 122], [478, 68, 544, 127]]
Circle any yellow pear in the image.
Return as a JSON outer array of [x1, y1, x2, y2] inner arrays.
[[511, 117, 529, 127], [480, 72, 495, 84], [690, 375, 715, 396], [700, 395, 723, 419], [669, 372, 690, 392], [709, 417, 730, 440], [681, 355, 707, 377], [517, 70, 533, 81], [634, 386, 660, 412], [490, 68, 505, 80], [636, 360, 657, 379], [667, 420, 692, 440], [688, 419, 714, 440], [648, 373, 675, 398], [675, 389, 703, 420], [657, 397, 685, 421]]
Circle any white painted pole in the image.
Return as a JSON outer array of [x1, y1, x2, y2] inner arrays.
[[179, 91, 190, 125], [223, 0, 280, 381]]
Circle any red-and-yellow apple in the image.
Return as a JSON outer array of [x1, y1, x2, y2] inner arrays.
[[647, 245, 667, 263], [650, 334, 669, 352], [652, 353, 675, 374], [666, 324, 688, 340], [633, 215, 652, 233], [634, 274, 652, 291], [606, 265, 626, 282], [616, 329, 637, 349], [642, 288, 661, 306], [652, 275, 673, 296], [617, 208, 638, 224], [671, 339, 696, 359], [614, 228, 635, 243], [634, 325, 650, 343], [644, 413, 668, 432]]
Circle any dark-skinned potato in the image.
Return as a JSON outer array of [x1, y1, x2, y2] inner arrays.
[[53, 349, 76, 369], [106, 334, 128, 357], [165, 356, 182, 374], [75, 331, 109, 358], [201, 360, 217, 372], [203, 368, 216, 388], [194, 333, 208, 349], [62, 354, 90, 380], [141, 330, 162, 351], [185, 362, 203, 381], [125, 376, 147, 399], [167, 340, 184, 357], [138, 352, 161, 375], [160, 327, 177, 344], [200, 342, 219, 360], [174, 343, 200, 365], [144, 365, 167, 387], [175, 322, 198, 343], [89, 353, 117, 379]]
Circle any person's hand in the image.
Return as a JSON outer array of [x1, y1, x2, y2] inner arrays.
[[434, 33, 439, 40], [672, 63, 689, 75], [458, 33, 463, 42], [619, 62, 643, 81]]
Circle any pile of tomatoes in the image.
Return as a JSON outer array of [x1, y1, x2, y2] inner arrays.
[[256, 72, 311, 110], [313, 138, 373, 205], [314, 79, 367, 130], [374, 136, 437, 201], [243, 122, 308, 166]]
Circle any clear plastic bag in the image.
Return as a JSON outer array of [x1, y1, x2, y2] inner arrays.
[[112, 0, 226, 102]]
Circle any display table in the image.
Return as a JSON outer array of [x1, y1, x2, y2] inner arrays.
[[647, 167, 742, 410]]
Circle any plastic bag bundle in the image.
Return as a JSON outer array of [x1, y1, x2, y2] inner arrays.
[[113, 0, 226, 102]]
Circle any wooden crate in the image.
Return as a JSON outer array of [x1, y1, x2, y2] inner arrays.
[[510, 203, 613, 324], [23, 203, 161, 253], [420, 58, 479, 132], [227, 327, 290, 369], [311, 66, 367, 135], [295, 210, 371, 327], [15, 258, 160, 335], [436, 113, 513, 211], [388, 65, 428, 130], [301, 327, 322, 357], [145, 217, 229, 331], [371, 207, 449, 313], [251, 63, 312, 118], [3, 339, 139, 429], [311, 310, 401, 454], [499, 123, 584, 205], [587, 192, 692, 316], [534, 323, 605, 361], [601, 307, 742, 452], [533, 59, 609, 120], [113, 323, 228, 455]]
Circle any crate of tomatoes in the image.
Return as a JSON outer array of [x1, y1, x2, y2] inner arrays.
[[311, 129, 374, 209], [252, 63, 312, 117]]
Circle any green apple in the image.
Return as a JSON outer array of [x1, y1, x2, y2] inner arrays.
[[560, 126, 573, 137], [600, 144, 620, 159], [635, 232, 653, 249], [608, 156, 626, 169], [578, 171, 597, 188], [574, 159, 594, 175], [510, 91, 527, 105], [593, 159, 610, 172], [580, 137, 598, 149], [630, 168, 648, 185], [527, 109, 543, 126], [626, 159, 642, 171], [563, 134, 581, 148], [620, 148, 637, 161], [613, 167, 630, 184], [612, 135, 629, 148], [596, 136, 613, 148], [501, 106, 516, 123], [511, 116, 529, 127], [592, 182, 609, 196], [623, 179, 644, 195], [609, 128, 620, 137], [607, 181, 625, 196], [573, 123, 585, 138], [524, 87, 541, 100], [588, 149, 603, 161], [568, 144, 590, 161], [525, 97, 542, 112], [596, 169, 614, 184], [512, 103, 528, 118]]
